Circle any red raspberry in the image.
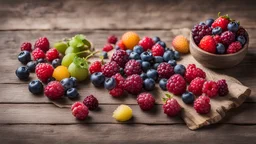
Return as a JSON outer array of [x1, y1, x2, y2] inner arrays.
[[138, 37, 154, 51], [202, 81, 218, 98], [89, 61, 102, 74], [137, 92, 155, 111], [71, 102, 89, 120], [194, 95, 211, 114], [34, 37, 50, 52], [237, 27, 246, 37], [185, 64, 206, 83], [44, 81, 64, 100], [217, 79, 229, 96], [192, 24, 212, 44], [102, 43, 113, 52], [35, 63, 54, 83], [213, 35, 221, 44], [32, 48, 45, 60], [117, 40, 126, 50], [124, 60, 142, 76], [157, 62, 174, 79], [108, 35, 118, 44], [112, 73, 125, 89], [163, 97, 181, 117], [167, 74, 186, 95], [124, 74, 143, 95], [151, 44, 165, 56], [20, 42, 32, 52], [109, 87, 124, 97], [227, 41, 242, 54], [101, 61, 120, 77], [188, 77, 206, 96], [199, 35, 216, 54], [83, 95, 99, 110], [111, 50, 129, 68], [220, 31, 235, 46], [46, 48, 59, 62]]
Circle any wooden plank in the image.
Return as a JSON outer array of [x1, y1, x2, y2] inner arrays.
[[0, 124, 255, 144], [0, 0, 256, 30], [0, 103, 255, 124]]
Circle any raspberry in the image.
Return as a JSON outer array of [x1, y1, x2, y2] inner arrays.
[[157, 62, 174, 79], [20, 42, 32, 52], [138, 37, 154, 51], [213, 35, 221, 43], [163, 97, 181, 117], [194, 96, 211, 114], [199, 35, 216, 54], [220, 31, 235, 46], [137, 92, 155, 111], [89, 61, 102, 74], [34, 37, 50, 52], [32, 48, 45, 60], [124, 74, 143, 95], [151, 43, 165, 56], [111, 50, 129, 68], [46, 48, 59, 62], [112, 73, 125, 89], [217, 79, 229, 96], [108, 35, 118, 44], [192, 24, 212, 44], [101, 61, 120, 77], [202, 81, 218, 98], [167, 74, 186, 95], [124, 60, 142, 76], [71, 102, 89, 120], [109, 87, 124, 97], [35, 63, 54, 83], [102, 43, 113, 52], [185, 64, 206, 83], [44, 81, 64, 100], [83, 95, 99, 110], [237, 27, 246, 37], [227, 41, 242, 54], [117, 40, 126, 50], [188, 77, 206, 96]]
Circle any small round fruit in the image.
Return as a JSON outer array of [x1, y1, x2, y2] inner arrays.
[[129, 52, 140, 60], [71, 102, 89, 120], [237, 36, 246, 45], [113, 104, 133, 122], [28, 80, 44, 94], [68, 63, 89, 81], [60, 78, 74, 91], [172, 35, 189, 54], [121, 31, 140, 50], [37, 58, 45, 63], [104, 77, 116, 90], [126, 49, 132, 55], [154, 56, 163, 63], [90, 72, 105, 87], [159, 78, 167, 91], [168, 60, 176, 67], [157, 41, 166, 48], [26, 61, 37, 72], [52, 66, 70, 81], [174, 51, 180, 60], [152, 36, 161, 43], [212, 27, 222, 35], [146, 69, 158, 81], [133, 45, 144, 55], [16, 66, 30, 80], [143, 78, 155, 91], [62, 53, 76, 67], [140, 51, 153, 61], [47, 77, 56, 84], [182, 92, 195, 104], [66, 88, 79, 99], [18, 51, 31, 64], [227, 22, 239, 33], [52, 58, 61, 68], [141, 61, 151, 72], [174, 64, 186, 76], [153, 63, 160, 70], [70, 77, 77, 87], [216, 43, 226, 54], [140, 73, 147, 80], [205, 18, 214, 27], [101, 51, 108, 59], [54, 42, 68, 55], [65, 46, 83, 55], [163, 50, 174, 62]]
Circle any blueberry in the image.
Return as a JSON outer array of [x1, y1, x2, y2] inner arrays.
[[115, 45, 121, 50], [199, 22, 206, 25], [159, 78, 167, 91], [104, 77, 116, 90], [153, 63, 160, 70], [37, 58, 45, 63], [15, 66, 30, 80], [152, 36, 161, 43], [140, 73, 147, 80], [66, 88, 79, 99], [174, 64, 186, 76], [69, 77, 77, 87], [174, 51, 180, 60], [28, 80, 43, 94], [141, 61, 151, 72], [47, 77, 56, 84], [133, 45, 144, 55], [237, 36, 246, 45], [126, 50, 132, 55], [163, 50, 174, 62], [154, 56, 163, 63], [140, 51, 153, 61], [227, 22, 239, 33], [182, 92, 195, 104], [165, 47, 170, 51], [90, 72, 105, 87], [136, 59, 142, 65], [212, 27, 222, 35], [101, 51, 108, 59], [168, 60, 176, 67], [52, 58, 61, 68], [26, 61, 37, 72], [216, 43, 226, 54], [60, 78, 74, 91], [205, 18, 214, 27], [143, 78, 155, 91], [146, 69, 158, 81], [157, 41, 166, 48], [18, 51, 31, 64], [129, 52, 140, 60]]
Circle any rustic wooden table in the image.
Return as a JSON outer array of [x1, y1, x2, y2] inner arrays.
[[0, 0, 256, 143]]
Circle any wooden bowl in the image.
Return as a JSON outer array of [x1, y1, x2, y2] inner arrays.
[[189, 31, 249, 69]]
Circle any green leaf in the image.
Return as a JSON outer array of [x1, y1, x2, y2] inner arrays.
[[73, 56, 89, 69], [165, 93, 172, 98]]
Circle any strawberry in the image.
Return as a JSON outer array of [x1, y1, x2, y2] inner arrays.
[[199, 36, 216, 54], [212, 12, 230, 31]]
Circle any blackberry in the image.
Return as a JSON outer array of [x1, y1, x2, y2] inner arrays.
[[192, 24, 212, 44]]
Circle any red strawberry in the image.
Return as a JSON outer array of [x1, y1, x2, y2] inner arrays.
[[199, 36, 216, 54], [212, 12, 230, 31]]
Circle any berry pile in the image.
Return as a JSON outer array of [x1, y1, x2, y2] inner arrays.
[[192, 12, 247, 54]]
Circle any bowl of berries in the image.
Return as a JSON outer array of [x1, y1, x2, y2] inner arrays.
[[190, 13, 249, 69]]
